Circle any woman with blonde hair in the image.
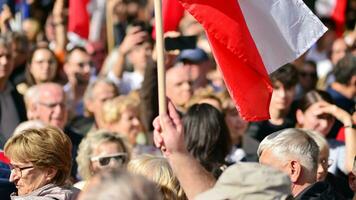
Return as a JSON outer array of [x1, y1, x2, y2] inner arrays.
[[75, 130, 130, 189], [101, 92, 159, 156], [128, 154, 187, 200]]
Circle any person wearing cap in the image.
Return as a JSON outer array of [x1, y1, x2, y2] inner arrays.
[[177, 48, 212, 90], [258, 128, 346, 199]]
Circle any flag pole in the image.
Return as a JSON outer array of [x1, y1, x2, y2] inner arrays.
[[154, 0, 167, 115]]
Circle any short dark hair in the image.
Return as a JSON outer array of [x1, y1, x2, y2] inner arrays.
[[270, 63, 299, 89], [333, 54, 356, 85], [65, 46, 88, 63]]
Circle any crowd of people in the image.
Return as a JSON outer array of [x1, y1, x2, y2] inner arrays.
[[0, 0, 355, 199]]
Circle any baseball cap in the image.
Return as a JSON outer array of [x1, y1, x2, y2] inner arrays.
[[177, 48, 208, 63]]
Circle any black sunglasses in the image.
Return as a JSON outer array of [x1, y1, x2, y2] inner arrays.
[[91, 153, 128, 167]]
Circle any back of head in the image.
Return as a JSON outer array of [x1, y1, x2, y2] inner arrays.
[[4, 126, 72, 186], [333, 54, 356, 85], [270, 63, 299, 89], [183, 103, 231, 173], [195, 162, 292, 200], [258, 128, 319, 179], [78, 169, 161, 200], [128, 155, 186, 200]]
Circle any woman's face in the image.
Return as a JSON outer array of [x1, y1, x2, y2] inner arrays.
[[316, 147, 330, 181], [29, 49, 57, 83], [112, 108, 142, 145], [91, 141, 126, 174], [224, 107, 248, 144], [296, 102, 335, 136], [9, 160, 52, 195]]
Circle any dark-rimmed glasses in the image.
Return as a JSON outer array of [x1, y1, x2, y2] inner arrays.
[[9, 164, 34, 178]]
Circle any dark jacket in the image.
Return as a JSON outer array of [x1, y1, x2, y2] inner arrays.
[[295, 181, 346, 200]]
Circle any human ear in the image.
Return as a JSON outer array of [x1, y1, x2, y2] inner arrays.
[[45, 168, 58, 182], [296, 109, 304, 126], [289, 160, 302, 183]]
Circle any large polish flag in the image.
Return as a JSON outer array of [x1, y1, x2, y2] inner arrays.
[[178, 0, 327, 121]]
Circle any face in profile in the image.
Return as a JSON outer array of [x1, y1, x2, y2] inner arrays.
[[9, 160, 54, 196]]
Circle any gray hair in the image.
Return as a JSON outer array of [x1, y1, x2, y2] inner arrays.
[[25, 83, 64, 105], [76, 130, 131, 180], [303, 129, 329, 152], [257, 128, 319, 175], [83, 77, 118, 101]]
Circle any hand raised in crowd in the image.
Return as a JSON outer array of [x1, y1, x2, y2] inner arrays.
[[118, 26, 148, 56], [153, 100, 188, 157], [310, 101, 353, 126]]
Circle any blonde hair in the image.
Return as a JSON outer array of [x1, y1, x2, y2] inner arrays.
[[186, 87, 223, 111], [102, 92, 141, 124], [4, 126, 72, 186], [128, 155, 187, 200], [76, 130, 131, 180]]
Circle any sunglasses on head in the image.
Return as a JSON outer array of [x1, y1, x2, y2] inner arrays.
[[90, 153, 128, 167]]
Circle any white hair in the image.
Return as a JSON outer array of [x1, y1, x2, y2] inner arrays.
[[257, 128, 319, 175], [13, 120, 48, 136]]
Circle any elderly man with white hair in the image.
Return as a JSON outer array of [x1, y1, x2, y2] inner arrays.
[[258, 128, 346, 199]]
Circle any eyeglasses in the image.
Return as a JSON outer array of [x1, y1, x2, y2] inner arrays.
[[90, 153, 128, 167], [319, 159, 333, 168], [299, 71, 317, 78], [9, 164, 34, 178]]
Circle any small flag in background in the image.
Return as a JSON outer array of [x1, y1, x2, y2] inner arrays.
[[68, 0, 90, 39], [178, 0, 327, 121]]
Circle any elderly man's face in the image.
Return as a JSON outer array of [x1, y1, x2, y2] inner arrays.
[[166, 66, 193, 107], [35, 85, 68, 129]]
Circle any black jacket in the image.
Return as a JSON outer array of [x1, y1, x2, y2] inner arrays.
[[295, 181, 346, 200]]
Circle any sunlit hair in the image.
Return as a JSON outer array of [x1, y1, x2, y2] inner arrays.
[[128, 155, 187, 200], [4, 126, 72, 186], [76, 130, 131, 180], [186, 86, 223, 111], [83, 77, 119, 117], [303, 129, 329, 153], [79, 169, 161, 200], [13, 120, 48, 136], [258, 128, 319, 178], [298, 90, 334, 112], [102, 92, 141, 124]]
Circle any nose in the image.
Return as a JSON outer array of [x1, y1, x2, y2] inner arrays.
[[9, 170, 19, 183]]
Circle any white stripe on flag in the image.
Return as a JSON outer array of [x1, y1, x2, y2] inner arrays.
[[238, 0, 327, 74]]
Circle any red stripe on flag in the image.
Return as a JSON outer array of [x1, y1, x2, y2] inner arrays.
[[179, 0, 272, 121], [68, 0, 90, 39], [331, 0, 347, 37], [152, 0, 185, 39]]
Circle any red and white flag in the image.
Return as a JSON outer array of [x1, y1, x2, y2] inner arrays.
[[178, 0, 327, 121], [315, 0, 347, 36]]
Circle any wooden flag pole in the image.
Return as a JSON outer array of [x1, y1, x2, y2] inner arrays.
[[154, 0, 167, 115]]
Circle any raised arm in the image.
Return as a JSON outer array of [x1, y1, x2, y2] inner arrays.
[[153, 101, 216, 199]]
